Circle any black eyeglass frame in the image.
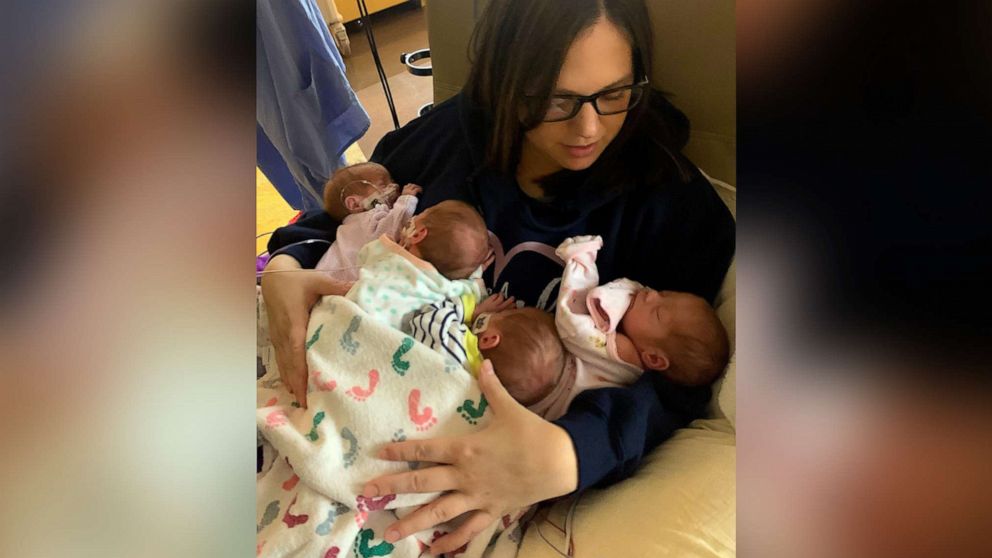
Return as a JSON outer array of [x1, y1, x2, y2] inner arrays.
[[535, 78, 650, 122]]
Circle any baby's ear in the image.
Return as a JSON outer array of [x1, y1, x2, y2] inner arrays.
[[478, 330, 501, 350], [407, 224, 429, 245], [641, 348, 670, 371], [344, 195, 363, 212]]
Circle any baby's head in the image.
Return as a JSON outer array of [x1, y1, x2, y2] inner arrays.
[[323, 162, 399, 221], [401, 200, 491, 280], [474, 307, 565, 406], [621, 289, 729, 386]]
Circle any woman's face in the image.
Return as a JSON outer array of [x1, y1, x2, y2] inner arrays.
[[522, 17, 634, 173]]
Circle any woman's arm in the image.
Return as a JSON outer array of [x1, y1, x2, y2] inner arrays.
[[266, 209, 339, 268], [554, 372, 710, 490], [363, 361, 578, 555], [363, 362, 709, 554], [260, 255, 352, 406]]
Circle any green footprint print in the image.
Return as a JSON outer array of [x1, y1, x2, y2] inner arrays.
[[306, 411, 326, 442], [356, 528, 395, 558], [256, 500, 280, 533], [341, 427, 360, 468], [340, 317, 361, 354], [306, 324, 324, 350], [391, 337, 414, 376], [457, 394, 488, 425]]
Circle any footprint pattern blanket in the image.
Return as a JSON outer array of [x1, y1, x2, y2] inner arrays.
[[257, 296, 528, 558]]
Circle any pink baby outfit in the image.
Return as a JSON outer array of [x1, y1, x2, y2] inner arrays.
[[529, 236, 644, 420], [314, 194, 418, 281]]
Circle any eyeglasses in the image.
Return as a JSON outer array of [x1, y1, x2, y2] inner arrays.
[[537, 78, 649, 122]]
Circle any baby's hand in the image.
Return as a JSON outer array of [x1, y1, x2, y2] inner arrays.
[[555, 235, 603, 268], [401, 184, 423, 197], [474, 293, 516, 318]]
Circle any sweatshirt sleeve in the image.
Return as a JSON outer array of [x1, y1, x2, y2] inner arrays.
[[266, 209, 339, 269], [552, 372, 711, 492]]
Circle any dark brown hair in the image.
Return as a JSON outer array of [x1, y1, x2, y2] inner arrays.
[[465, 0, 692, 191]]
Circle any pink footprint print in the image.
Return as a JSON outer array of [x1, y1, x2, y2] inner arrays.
[[323, 547, 339, 558], [310, 371, 337, 392], [265, 409, 288, 428], [347, 369, 379, 402], [264, 397, 278, 407], [408, 389, 437, 432]]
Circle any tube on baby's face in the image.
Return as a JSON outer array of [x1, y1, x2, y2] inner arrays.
[[342, 181, 399, 213]]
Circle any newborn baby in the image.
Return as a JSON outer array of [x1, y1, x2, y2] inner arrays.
[[536, 235, 730, 419], [315, 162, 422, 282], [409, 293, 566, 406], [344, 200, 493, 331]]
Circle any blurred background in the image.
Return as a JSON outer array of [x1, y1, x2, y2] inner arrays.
[[737, 0, 992, 557], [0, 0, 989, 556]]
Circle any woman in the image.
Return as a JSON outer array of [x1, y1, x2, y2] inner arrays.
[[262, 0, 734, 553]]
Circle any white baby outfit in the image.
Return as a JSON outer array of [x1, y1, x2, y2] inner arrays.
[[344, 235, 484, 331], [314, 194, 418, 282]]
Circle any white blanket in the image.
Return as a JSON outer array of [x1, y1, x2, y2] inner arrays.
[[257, 296, 526, 558]]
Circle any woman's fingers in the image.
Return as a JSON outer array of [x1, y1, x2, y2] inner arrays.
[[376, 437, 457, 464], [274, 326, 308, 408], [430, 510, 495, 556], [477, 360, 517, 416], [287, 337, 308, 408], [311, 274, 351, 299], [362, 465, 460, 498], [383, 493, 472, 544]]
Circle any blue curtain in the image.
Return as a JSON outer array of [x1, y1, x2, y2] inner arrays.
[[257, 0, 369, 210]]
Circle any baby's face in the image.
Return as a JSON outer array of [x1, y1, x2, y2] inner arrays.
[[621, 289, 710, 350], [342, 166, 399, 212]]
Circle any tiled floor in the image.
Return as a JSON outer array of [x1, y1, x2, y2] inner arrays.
[[341, 3, 434, 156]]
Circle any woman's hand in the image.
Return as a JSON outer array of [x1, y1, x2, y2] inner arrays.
[[473, 293, 516, 319], [362, 360, 578, 555], [260, 254, 352, 407]]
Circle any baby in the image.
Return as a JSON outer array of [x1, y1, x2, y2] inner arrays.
[[409, 293, 567, 406], [315, 162, 422, 282], [535, 235, 729, 418], [344, 199, 493, 331], [406, 235, 727, 420]]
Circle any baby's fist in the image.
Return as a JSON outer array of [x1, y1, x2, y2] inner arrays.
[[402, 184, 423, 197]]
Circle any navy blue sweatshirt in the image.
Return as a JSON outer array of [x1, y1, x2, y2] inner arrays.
[[268, 92, 735, 492]]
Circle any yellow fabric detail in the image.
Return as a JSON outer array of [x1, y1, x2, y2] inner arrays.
[[460, 293, 483, 376], [464, 331, 483, 378]]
